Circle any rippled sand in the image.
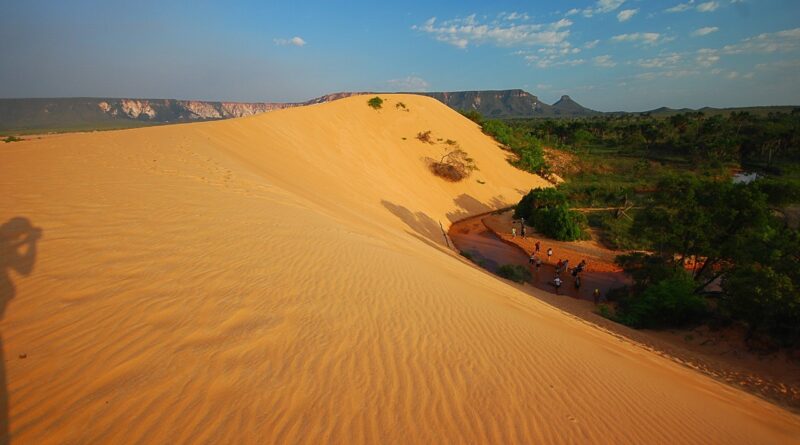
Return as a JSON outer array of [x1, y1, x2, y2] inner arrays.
[[1, 94, 798, 444]]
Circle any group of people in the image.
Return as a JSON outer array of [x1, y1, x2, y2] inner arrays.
[[515, 222, 604, 303]]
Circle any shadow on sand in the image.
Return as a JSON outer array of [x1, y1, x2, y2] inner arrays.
[[381, 194, 510, 248], [0, 217, 41, 445]]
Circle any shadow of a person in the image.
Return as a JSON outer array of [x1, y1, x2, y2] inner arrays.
[[0, 217, 41, 445]]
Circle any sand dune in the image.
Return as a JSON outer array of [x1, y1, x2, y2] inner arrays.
[[1, 94, 798, 444]]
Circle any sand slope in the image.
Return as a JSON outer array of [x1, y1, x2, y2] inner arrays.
[[1, 94, 798, 444]]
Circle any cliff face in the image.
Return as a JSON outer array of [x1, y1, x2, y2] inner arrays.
[[96, 99, 299, 121], [0, 90, 597, 133], [420, 89, 556, 118]]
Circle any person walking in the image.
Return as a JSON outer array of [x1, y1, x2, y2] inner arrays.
[[553, 276, 562, 294], [529, 253, 535, 265], [556, 259, 563, 275], [574, 275, 581, 289], [546, 247, 553, 261], [535, 241, 541, 253], [511, 227, 516, 238], [593, 288, 601, 305]]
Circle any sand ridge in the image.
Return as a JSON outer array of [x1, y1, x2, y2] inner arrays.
[[1, 94, 799, 444]]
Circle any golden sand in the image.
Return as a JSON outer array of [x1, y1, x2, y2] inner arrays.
[[1, 94, 798, 443]]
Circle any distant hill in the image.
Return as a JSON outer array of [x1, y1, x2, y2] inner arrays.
[[2, 91, 796, 135], [0, 97, 301, 134]]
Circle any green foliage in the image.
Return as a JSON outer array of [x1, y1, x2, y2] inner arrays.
[[479, 119, 548, 174], [614, 272, 708, 329], [510, 110, 800, 166], [459, 109, 484, 124], [513, 187, 567, 219], [3, 136, 22, 143], [722, 265, 800, 346], [367, 96, 383, 110], [460, 250, 474, 262], [496, 264, 532, 283], [514, 188, 585, 241], [597, 304, 613, 319]]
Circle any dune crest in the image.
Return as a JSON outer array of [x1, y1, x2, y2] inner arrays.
[[1, 94, 798, 444]]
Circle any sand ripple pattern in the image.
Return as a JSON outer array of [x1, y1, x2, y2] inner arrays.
[[1, 95, 799, 444]]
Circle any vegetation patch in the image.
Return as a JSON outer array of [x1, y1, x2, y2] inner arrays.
[[3, 136, 22, 143], [496, 264, 532, 283], [430, 143, 478, 182], [367, 96, 383, 110], [514, 188, 587, 241], [416, 130, 434, 144]]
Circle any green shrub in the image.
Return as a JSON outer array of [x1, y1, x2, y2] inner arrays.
[[722, 265, 800, 346], [367, 96, 383, 109], [496, 264, 532, 283], [514, 188, 585, 241], [597, 304, 613, 319], [3, 136, 22, 143], [614, 273, 708, 329], [460, 250, 474, 261], [459, 109, 483, 124], [511, 144, 547, 173]]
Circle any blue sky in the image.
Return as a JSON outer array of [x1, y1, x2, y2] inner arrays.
[[1, 0, 798, 110]]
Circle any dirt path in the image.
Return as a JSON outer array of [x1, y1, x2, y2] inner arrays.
[[450, 210, 629, 302], [448, 210, 800, 412]]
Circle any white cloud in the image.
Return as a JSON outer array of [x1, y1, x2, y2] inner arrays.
[[500, 11, 530, 21], [636, 53, 682, 68], [413, 15, 572, 49], [692, 26, 719, 36], [697, 1, 720, 12], [722, 27, 800, 54], [695, 48, 720, 67], [666, 1, 695, 13], [273, 36, 306, 47], [386, 76, 430, 92], [617, 9, 638, 22], [596, 0, 626, 13], [612, 32, 665, 45], [521, 50, 585, 68], [594, 55, 617, 67], [565, 8, 581, 16], [582, 0, 626, 17], [726, 71, 739, 79], [584, 39, 601, 49], [635, 69, 699, 80], [666, 0, 720, 12]]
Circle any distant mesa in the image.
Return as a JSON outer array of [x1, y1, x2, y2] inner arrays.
[[2, 90, 796, 134], [0, 89, 597, 133]]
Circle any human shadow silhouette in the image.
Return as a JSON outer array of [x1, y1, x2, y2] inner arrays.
[[0, 217, 41, 445]]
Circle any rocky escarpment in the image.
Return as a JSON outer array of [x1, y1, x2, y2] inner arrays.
[[0, 90, 598, 133], [97, 99, 300, 121]]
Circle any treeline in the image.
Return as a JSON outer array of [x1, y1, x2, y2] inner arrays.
[[609, 175, 800, 348], [460, 110, 547, 174], [512, 110, 800, 168]]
